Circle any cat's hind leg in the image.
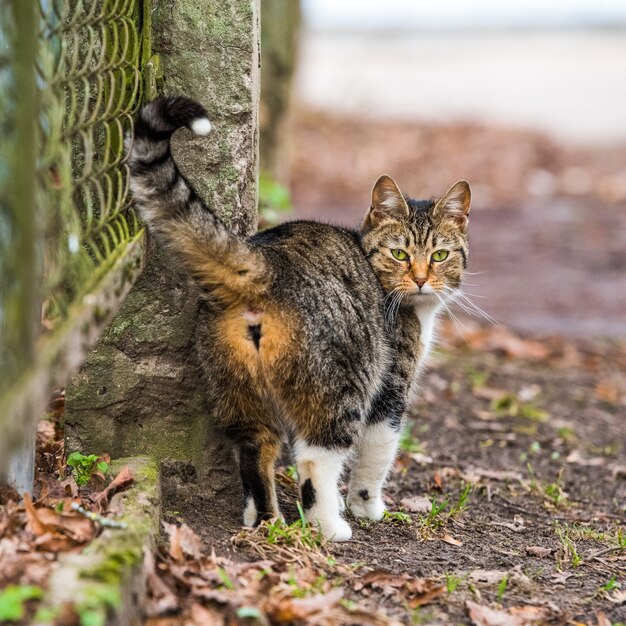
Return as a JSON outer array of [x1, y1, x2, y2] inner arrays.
[[294, 441, 352, 541], [235, 432, 282, 527], [347, 420, 401, 520]]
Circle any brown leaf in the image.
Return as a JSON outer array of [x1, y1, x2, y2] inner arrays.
[[144, 547, 179, 617], [472, 386, 510, 401], [565, 450, 606, 467], [469, 570, 509, 585], [0, 483, 20, 506], [162, 522, 204, 561], [265, 588, 343, 622], [405, 580, 446, 608], [595, 612, 612, 626], [23, 493, 94, 549], [92, 466, 134, 511], [360, 570, 408, 590], [442, 533, 463, 546], [525, 546, 551, 558], [0, 552, 52, 586], [466, 327, 550, 361], [461, 467, 523, 484], [187, 603, 225, 626], [467, 601, 551, 626], [400, 496, 431, 513]]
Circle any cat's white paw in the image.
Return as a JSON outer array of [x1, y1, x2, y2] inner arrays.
[[348, 493, 386, 521], [319, 517, 352, 542], [243, 497, 257, 527]]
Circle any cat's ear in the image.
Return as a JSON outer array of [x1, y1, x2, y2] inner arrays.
[[363, 175, 410, 231], [432, 180, 471, 228]]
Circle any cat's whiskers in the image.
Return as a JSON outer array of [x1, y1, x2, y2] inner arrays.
[[443, 287, 497, 326], [388, 290, 405, 327], [383, 288, 401, 327], [384, 287, 409, 328], [433, 290, 470, 345]]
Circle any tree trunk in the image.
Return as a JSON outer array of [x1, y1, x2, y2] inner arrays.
[[65, 0, 260, 527]]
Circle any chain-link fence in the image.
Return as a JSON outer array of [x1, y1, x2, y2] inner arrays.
[[0, 0, 156, 489]]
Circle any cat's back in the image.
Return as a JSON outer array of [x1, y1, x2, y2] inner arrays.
[[250, 220, 383, 316]]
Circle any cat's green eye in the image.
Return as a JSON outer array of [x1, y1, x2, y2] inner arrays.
[[431, 250, 449, 262], [391, 249, 409, 261]]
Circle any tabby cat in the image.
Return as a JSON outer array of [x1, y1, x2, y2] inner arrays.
[[128, 96, 470, 541]]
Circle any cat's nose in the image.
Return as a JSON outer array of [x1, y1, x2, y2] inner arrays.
[[414, 277, 427, 288]]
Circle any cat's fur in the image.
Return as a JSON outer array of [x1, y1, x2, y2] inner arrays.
[[128, 96, 470, 541]]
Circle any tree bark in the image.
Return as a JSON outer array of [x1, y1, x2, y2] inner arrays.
[[65, 0, 260, 519]]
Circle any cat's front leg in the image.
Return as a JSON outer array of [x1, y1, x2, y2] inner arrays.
[[347, 421, 401, 520], [294, 441, 352, 541]]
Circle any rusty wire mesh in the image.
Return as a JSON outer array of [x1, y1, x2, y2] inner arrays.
[[38, 0, 145, 325], [0, 0, 150, 481]]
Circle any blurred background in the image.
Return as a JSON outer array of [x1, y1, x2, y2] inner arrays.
[[261, 0, 626, 338]]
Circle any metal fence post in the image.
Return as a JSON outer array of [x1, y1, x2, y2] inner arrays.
[[1, 0, 39, 493]]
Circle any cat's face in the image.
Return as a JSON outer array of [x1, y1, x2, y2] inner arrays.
[[360, 175, 470, 307]]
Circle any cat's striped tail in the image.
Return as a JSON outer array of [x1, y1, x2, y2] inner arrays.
[[127, 96, 269, 301]]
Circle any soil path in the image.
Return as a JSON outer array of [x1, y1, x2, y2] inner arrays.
[[165, 327, 626, 624]]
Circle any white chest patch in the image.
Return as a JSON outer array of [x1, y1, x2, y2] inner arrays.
[[416, 302, 441, 362]]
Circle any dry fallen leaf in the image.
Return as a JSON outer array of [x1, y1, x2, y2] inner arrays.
[[469, 570, 510, 585], [461, 467, 523, 484], [264, 587, 343, 622], [525, 546, 551, 558], [187, 602, 225, 626], [144, 547, 179, 617], [400, 496, 431, 513], [92, 465, 134, 511], [467, 601, 551, 626], [23, 493, 94, 551], [162, 522, 204, 561], [442, 533, 463, 546], [565, 450, 606, 467]]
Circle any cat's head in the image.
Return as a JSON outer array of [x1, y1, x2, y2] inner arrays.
[[361, 175, 470, 307]]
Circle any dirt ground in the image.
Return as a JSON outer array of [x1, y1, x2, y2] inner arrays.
[[162, 323, 626, 625]]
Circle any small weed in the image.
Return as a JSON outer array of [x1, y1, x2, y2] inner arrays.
[[466, 365, 489, 388], [216, 567, 235, 590], [287, 566, 329, 598], [496, 574, 508, 602], [258, 173, 292, 228], [445, 573, 464, 594], [417, 484, 472, 537], [410, 607, 436, 625], [544, 481, 567, 507], [555, 523, 583, 568], [399, 424, 425, 454], [492, 393, 517, 415], [568, 524, 608, 542], [262, 502, 324, 551], [285, 465, 298, 481], [557, 425, 577, 442], [601, 576, 620, 593], [66, 452, 109, 486], [492, 394, 547, 421], [0, 585, 43, 622], [383, 510, 412, 525], [449, 482, 473, 517], [340, 599, 358, 611]]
